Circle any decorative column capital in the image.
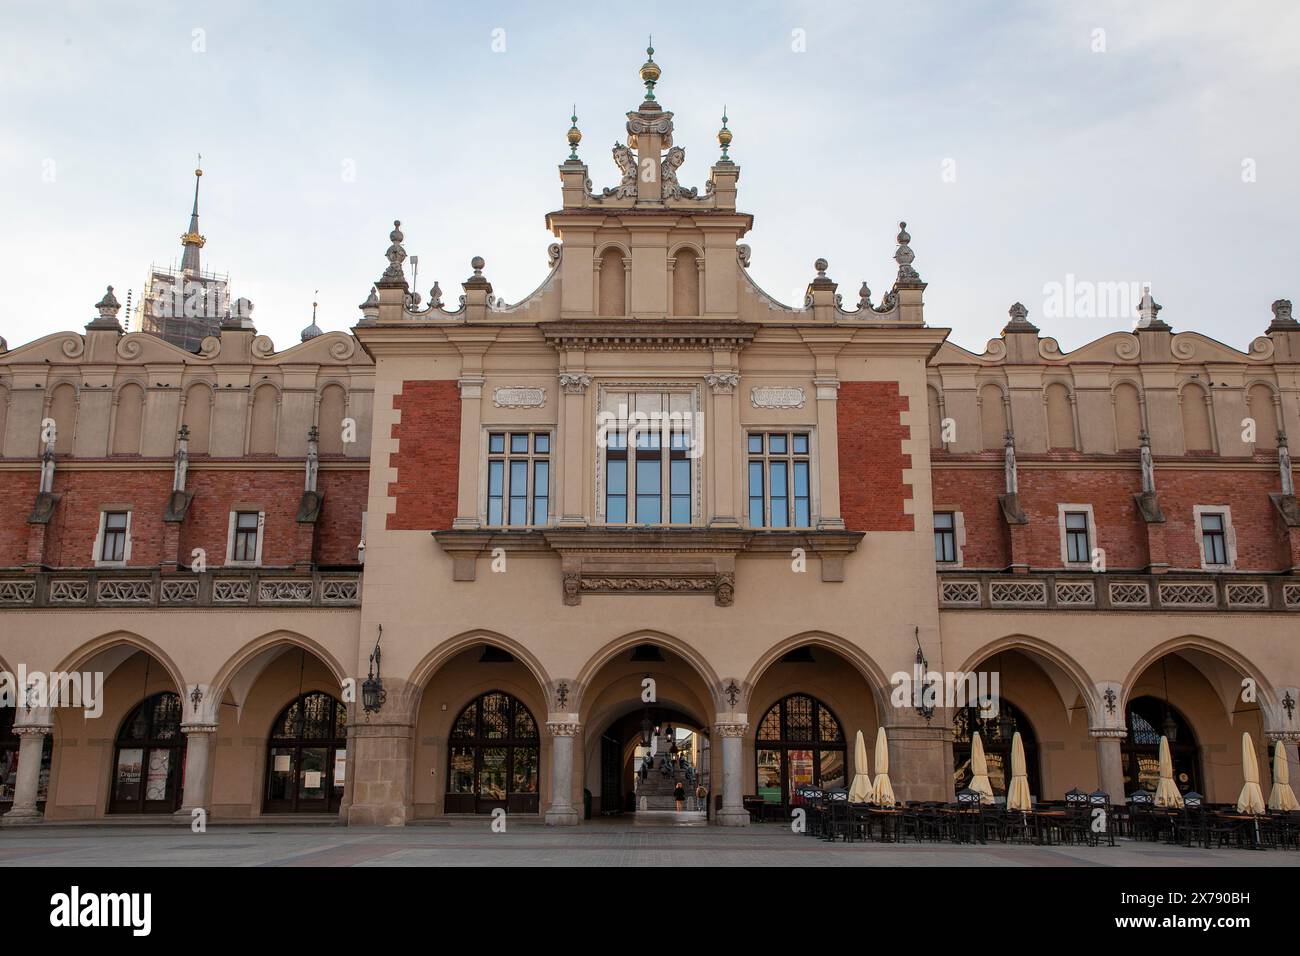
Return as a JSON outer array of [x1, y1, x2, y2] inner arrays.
[[12, 725, 52, 738], [180, 723, 220, 735], [558, 373, 591, 395], [1089, 727, 1128, 740], [546, 720, 582, 737], [705, 373, 739, 395], [714, 720, 749, 738], [812, 377, 841, 402], [1266, 730, 1300, 743], [457, 376, 486, 400]]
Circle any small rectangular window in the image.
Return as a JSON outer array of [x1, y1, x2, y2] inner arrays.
[[233, 511, 260, 563], [1065, 511, 1090, 563], [934, 512, 956, 563], [486, 431, 550, 527], [747, 432, 812, 528], [101, 511, 128, 562], [1201, 512, 1227, 565]]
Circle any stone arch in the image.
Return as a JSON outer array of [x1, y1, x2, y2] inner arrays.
[[1121, 635, 1278, 727], [574, 629, 722, 711], [54, 631, 187, 697], [743, 631, 892, 723], [927, 384, 944, 449], [209, 629, 351, 714], [408, 629, 552, 714], [47, 381, 78, 454], [248, 381, 280, 455], [669, 244, 701, 317], [955, 633, 1102, 727], [317, 383, 347, 455], [1246, 380, 1280, 450]]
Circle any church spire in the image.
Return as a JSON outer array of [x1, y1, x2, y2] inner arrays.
[[180, 156, 205, 274]]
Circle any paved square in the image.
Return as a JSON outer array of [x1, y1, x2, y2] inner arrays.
[[2, 820, 1297, 867]]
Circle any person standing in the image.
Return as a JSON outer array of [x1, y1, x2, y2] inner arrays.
[[674, 781, 685, 812]]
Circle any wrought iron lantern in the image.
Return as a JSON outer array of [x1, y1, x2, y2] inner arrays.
[[362, 625, 387, 715]]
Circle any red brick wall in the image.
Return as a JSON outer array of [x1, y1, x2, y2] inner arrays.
[[931, 458, 1291, 572], [838, 382, 913, 531], [386, 380, 460, 531], [0, 465, 367, 570]]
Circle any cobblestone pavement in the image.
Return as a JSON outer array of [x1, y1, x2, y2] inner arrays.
[[2, 819, 1297, 867]]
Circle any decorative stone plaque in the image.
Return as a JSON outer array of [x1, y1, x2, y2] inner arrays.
[[750, 386, 806, 409], [492, 386, 547, 408]]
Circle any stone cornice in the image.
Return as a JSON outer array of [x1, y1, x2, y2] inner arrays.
[[541, 319, 758, 352]]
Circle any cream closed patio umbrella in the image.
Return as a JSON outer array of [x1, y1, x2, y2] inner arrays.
[[848, 729, 872, 803], [872, 727, 895, 806], [968, 731, 995, 805], [1006, 731, 1032, 811], [1237, 731, 1266, 815], [1268, 740, 1299, 812], [1153, 736, 1184, 808]]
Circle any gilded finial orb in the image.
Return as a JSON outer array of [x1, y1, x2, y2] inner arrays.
[[639, 37, 660, 101], [566, 107, 582, 161], [717, 107, 732, 161]]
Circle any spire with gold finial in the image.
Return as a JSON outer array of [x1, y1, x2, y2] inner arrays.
[[639, 37, 660, 107], [717, 106, 733, 164], [180, 155, 205, 274], [566, 106, 582, 162]]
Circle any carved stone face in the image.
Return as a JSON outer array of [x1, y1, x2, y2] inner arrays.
[[1274, 299, 1294, 322]]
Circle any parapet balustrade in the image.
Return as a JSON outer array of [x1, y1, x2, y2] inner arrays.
[[0, 569, 360, 609], [938, 570, 1297, 612]]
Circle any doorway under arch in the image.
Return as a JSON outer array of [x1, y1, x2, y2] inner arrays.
[[445, 690, 540, 815], [951, 701, 1041, 799], [1121, 696, 1202, 796], [264, 691, 347, 813], [109, 691, 186, 813], [755, 693, 847, 809]]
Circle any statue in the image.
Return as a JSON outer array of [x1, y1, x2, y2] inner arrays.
[[660, 146, 697, 199], [1139, 430, 1155, 495], [1003, 432, 1018, 495], [603, 142, 638, 198], [1281, 434, 1295, 497], [173, 425, 190, 493]]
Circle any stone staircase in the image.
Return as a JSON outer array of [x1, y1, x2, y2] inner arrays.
[[634, 757, 694, 810]]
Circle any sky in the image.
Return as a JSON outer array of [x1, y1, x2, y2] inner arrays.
[[0, 0, 1297, 354]]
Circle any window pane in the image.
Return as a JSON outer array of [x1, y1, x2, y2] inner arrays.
[[792, 433, 809, 454], [237, 512, 259, 531], [793, 461, 810, 527], [266, 747, 294, 800], [748, 461, 764, 527], [769, 434, 787, 454], [512, 747, 539, 794], [297, 748, 327, 800], [636, 458, 661, 523], [449, 746, 475, 793], [786, 696, 813, 741], [106, 512, 128, 531], [1066, 512, 1087, 530], [1201, 513, 1223, 532], [636, 494, 661, 524], [114, 748, 144, 802], [532, 461, 549, 525], [489, 433, 504, 454], [757, 750, 783, 804], [769, 461, 788, 526], [509, 461, 528, 525], [480, 748, 507, 799], [534, 433, 549, 454], [934, 512, 953, 530], [788, 749, 814, 791], [818, 750, 846, 791], [670, 459, 690, 495], [510, 434, 529, 454], [748, 434, 763, 454]]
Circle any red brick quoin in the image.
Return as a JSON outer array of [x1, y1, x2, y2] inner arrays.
[[386, 380, 460, 531], [838, 381, 913, 531]]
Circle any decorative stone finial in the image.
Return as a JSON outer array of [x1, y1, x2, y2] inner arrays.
[[429, 281, 444, 309], [88, 285, 123, 330], [464, 256, 491, 290], [858, 282, 872, 310], [639, 38, 660, 105], [222, 296, 256, 330], [566, 107, 582, 162], [894, 221, 923, 286], [358, 286, 380, 319], [380, 220, 408, 285], [1003, 301, 1039, 334], [717, 107, 733, 163], [1270, 298, 1296, 330]]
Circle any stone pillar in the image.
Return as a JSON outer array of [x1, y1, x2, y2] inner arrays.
[[714, 720, 749, 826], [452, 376, 485, 529], [706, 373, 740, 527], [2, 726, 50, 824], [885, 720, 953, 803], [557, 373, 590, 527], [544, 719, 581, 826], [346, 715, 415, 826], [175, 723, 218, 821], [813, 377, 844, 530], [1092, 729, 1127, 802]]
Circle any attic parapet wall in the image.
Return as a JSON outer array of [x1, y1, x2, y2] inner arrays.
[[0, 330, 374, 462], [928, 321, 1300, 458]]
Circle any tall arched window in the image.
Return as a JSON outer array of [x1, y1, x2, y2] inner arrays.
[[952, 701, 1040, 798], [754, 693, 846, 809], [0, 706, 52, 811], [110, 692, 185, 813], [1121, 696, 1201, 796], [446, 691, 540, 815], [265, 691, 347, 813]]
